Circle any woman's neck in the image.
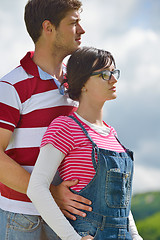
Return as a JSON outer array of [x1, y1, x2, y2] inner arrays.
[[76, 101, 104, 127]]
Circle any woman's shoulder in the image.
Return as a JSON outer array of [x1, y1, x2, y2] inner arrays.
[[103, 121, 118, 136], [48, 115, 75, 130]]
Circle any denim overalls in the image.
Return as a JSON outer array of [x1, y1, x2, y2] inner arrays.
[[68, 116, 134, 240]]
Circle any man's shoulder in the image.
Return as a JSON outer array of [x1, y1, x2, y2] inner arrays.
[[0, 65, 33, 86]]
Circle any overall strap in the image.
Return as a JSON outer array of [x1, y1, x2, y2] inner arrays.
[[68, 115, 99, 171], [113, 133, 134, 161]]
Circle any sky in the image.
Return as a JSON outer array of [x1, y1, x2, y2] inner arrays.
[[0, 0, 160, 194]]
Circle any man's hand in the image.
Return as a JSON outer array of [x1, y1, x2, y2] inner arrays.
[[50, 179, 92, 220], [81, 235, 93, 240]]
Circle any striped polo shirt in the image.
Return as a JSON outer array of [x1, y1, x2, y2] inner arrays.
[[0, 51, 78, 214], [41, 113, 126, 192]]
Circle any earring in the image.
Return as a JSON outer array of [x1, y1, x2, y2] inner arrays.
[[82, 87, 86, 92]]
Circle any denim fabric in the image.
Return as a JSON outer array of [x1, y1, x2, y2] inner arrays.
[[0, 208, 60, 240], [68, 116, 134, 240]]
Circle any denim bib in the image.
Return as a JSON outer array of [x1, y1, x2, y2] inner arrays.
[[68, 115, 134, 240]]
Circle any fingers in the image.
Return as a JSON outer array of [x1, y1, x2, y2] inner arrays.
[[62, 207, 89, 221], [61, 209, 77, 220], [60, 198, 92, 219], [69, 199, 92, 212], [61, 197, 92, 220], [72, 193, 92, 206], [51, 180, 93, 221], [81, 235, 94, 240], [61, 180, 92, 206], [63, 205, 87, 217], [63, 179, 79, 187], [88, 236, 93, 240]]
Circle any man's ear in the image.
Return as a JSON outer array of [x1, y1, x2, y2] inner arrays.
[[42, 20, 55, 34]]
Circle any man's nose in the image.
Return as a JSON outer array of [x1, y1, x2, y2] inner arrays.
[[77, 23, 85, 34]]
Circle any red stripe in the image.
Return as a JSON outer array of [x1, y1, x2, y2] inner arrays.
[[5, 147, 39, 166], [0, 103, 20, 128], [0, 80, 13, 86], [0, 147, 40, 201], [15, 77, 58, 103], [0, 183, 31, 202], [0, 122, 14, 132], [17, 105, 77, 128], [20, 52, 39, 78]]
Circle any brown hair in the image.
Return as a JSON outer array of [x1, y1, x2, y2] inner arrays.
[[63, 46, 116, 100], [24, 0, 82, 43]]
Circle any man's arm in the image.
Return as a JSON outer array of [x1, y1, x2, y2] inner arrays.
[[0, 128, 30, 193], [0, 128, 92, 220]]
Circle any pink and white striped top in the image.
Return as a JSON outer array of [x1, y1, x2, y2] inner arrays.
[[41, 113, 126, 191]]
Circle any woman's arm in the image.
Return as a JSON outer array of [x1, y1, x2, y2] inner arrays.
[[129, 211, 143, 240], [27, 144, 82, 240]]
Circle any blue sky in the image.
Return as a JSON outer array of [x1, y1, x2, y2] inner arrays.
[[0, 0, 160, 194]]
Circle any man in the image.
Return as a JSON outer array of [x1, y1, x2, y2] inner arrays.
[[0, 0, 91, 239]]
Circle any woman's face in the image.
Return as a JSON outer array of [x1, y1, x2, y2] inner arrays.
[[81, 64, 118, 104]]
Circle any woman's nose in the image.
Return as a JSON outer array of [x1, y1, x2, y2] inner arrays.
[[109, 74, 118, 83]]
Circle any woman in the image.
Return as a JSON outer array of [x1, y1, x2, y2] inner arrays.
[[27, 47, 143, 240]]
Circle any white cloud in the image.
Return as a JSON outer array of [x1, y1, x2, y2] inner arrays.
[[133, 164, 160, 194], [81, 0, 139, 33], [0, 0, 33, 77], [109, 28, 160, 94], [135, 139, 160, 168]]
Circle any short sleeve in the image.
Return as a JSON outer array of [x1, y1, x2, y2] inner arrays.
[[0, 81, 21, 131], [103, 121, 118, 138], [110, 126, 118, 137], [41, 116, 74, 155]]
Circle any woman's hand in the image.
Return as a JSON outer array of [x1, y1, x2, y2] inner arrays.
[[81, 235, 94, 240], [50, 179, 92, 220]]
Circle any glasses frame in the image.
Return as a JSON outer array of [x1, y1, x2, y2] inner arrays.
[[91, 69, 120, 81]]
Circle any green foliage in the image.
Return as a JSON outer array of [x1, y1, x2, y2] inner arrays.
[[136, 212, 160, 240], [131, 191, 160, 240], [131, 191, 160, 221]]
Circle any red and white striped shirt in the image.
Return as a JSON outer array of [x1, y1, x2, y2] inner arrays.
[[0, 52, 78, 214], [41, 113, 126, 192]]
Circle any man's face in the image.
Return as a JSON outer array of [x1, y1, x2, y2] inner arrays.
[[53, 10, 85, 56]]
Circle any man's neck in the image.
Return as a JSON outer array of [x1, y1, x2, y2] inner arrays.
[[32, 47, 64, 82]]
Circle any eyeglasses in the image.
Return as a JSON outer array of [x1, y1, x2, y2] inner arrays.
[[91, 69, 120, 81]]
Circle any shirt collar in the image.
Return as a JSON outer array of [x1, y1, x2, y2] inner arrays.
[[20, 51, 39, 77], [38, 66, 66, 95], [20, 51, 66, 79], [20, 51, 66, 95], [38, 66, 53, 80]]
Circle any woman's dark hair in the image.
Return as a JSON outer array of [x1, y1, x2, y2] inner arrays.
[[63, 46, 116, 100], [24, 0, 82, 43]]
